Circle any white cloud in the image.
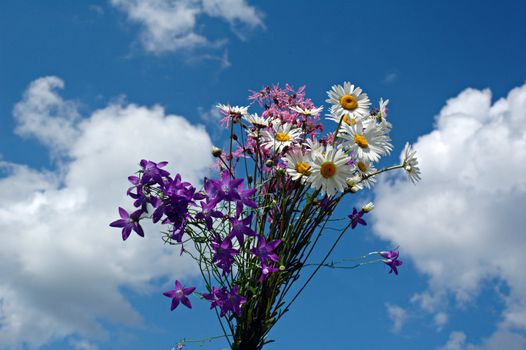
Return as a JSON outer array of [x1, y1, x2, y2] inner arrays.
[[13, 76, 80, 156], [0, 76, 213, 349], [110, 0, 263, 54], [372, 83, 526, 342], [386, 303, 407, 333], [440, 331, 467, 350], [439, 330, 526, 350], [434, 312, 449, 331]]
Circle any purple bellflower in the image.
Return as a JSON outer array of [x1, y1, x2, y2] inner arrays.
[[205, 171, 244, 204], [259, 262, 279, 283], [195, 200, 224, 230], [384, 258, 403, 275], [163, 280, 195, 310], [139, 159, 170, 186], [109, 207, 144, 241], [378, 246, 400, 260], [348, 207, 367, 229], [378, 246, 403, 275], [250, 236, 281, 264], [203, 285, 247, 317], [211, 236, 239, 274], [228, 214, 257, 245]]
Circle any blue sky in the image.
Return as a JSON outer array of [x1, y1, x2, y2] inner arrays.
[[1, 1, 526, 350]]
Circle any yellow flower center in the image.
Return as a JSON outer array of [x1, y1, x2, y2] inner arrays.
[[320, 162, 337, 178], [295, 162, 311, 176], [340, 94, 358, 110], [342, 114, 357, 126], [275, 132, 291, 142], [357, 161, 367, 172], [354, 134, 369, 148]]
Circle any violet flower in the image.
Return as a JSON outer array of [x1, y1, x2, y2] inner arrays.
[[258, 262, 279, 283], [109, 207, 144, 241], [220, 286, 247, 317], [384, 258, 403, 275], [211, 236, 238, 274], [195, 200, 224, 230], [378, 246, 400, 260], [139, 159, 170, 186], [250, 236, 281, 264], [348, 207, 367, 229], [228, 214, 257, 245], [205, 171, 243, 204], [163, 280, 195, 310]]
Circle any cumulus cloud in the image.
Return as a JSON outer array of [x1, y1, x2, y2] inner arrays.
[[0, 76, 213, 348], [13, 76, 80, 155], [373, 83, 526, 343], [440, 330, 526, 350], [110, 0, 264, 54], [386, 303, 407, 333]]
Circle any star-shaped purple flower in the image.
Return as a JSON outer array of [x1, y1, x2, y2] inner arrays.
[[348, 207, 367, 229], [109, 207, 144, 240], [195, 200, 224, 230], [163, 280, 195, 310], [250, 236, 281, 264], [383, 258, 403, 275], [211, 236, 238, 274], [258, 262, 279, 283], [205, 171, 244, 204], [378, 246, 400, 260], [228, 214, 257, 245], [139, 159, 170, 186]]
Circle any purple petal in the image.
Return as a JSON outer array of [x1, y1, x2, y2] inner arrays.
[[181, 297, 192, 309], [118, 207, 129, 219], [170, 298, 180, 311]]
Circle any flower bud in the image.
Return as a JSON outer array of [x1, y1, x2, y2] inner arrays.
[[350, 185, 360, 193], [211, 146, 222, 157], [361, 202, 375, 213], [346, 175, 361, 187], [265, 159, 274, 167], [279, 265, 286, 271]]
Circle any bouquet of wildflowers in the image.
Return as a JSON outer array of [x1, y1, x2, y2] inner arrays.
[[110, 82, 420, 349]]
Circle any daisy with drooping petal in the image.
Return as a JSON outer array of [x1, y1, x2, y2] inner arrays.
[[340, 121, 392, 162], [354, 158, 377, 188], [401, 143, 421, 184], [325, 107, 361, 128], [304, 138, 324, 154], [378, 98, 389, 119], [216, 104, 249, 127], [243, 113, 269, 129], [289, 105, 323, 116], [283, 148, 312, 183], [261, 122, 302, 153], [308, 145, 352, 196], [326, 82, 371, 120], [216, 104, 249, 116]]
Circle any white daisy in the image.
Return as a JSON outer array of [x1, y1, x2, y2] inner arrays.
[[325, 108, 361, 127], [261, 122, 302, 153], [378, 98, 389, 119], [290, 105, 323, 116], [283, 148, 312, 183], [326, 82, 371, 119], [340, 121, 392, 162], [401, 143, 421, 184], [353, 158, 377, 188], [304, 138, 324, 154], [308, 145, 352, 196], [243, 113, 269, 128], [216, 104, 249, 115], [374, 98, 392, 132]]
